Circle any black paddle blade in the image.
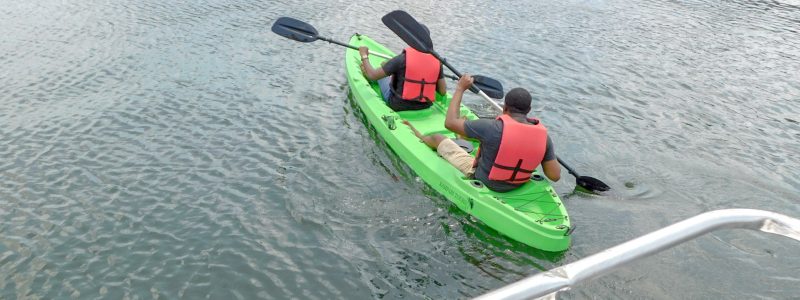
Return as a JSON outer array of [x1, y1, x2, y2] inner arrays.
[[381, 10, 433, 53], [271, 17, 319, 42], [576, 176, 610, 192], [473, 75, 504, 99]]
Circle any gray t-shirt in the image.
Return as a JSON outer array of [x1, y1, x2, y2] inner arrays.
[[464, 114, 555, 192]]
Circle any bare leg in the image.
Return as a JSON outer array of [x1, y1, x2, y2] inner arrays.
[[402, 120, 446, 150]]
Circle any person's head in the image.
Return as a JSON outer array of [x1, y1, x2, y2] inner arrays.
[[503, 87, 532, 115]]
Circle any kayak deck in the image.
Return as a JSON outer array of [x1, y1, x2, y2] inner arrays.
[[345, 34, 571, 251]]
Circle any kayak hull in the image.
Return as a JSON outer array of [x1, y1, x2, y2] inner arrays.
[[345, 35, 571, 252]]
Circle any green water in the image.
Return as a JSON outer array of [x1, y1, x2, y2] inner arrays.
[[1, 0, 798, 298]]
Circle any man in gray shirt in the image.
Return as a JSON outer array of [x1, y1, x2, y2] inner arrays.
[[402, 75, 560, 192]]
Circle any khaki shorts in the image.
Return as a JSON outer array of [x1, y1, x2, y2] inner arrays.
[[437, 139, 476, 177]]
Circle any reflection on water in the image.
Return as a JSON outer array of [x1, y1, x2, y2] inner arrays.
[[1, 0, 798, 299]]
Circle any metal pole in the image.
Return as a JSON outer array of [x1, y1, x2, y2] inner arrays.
[[474, 209, 800, 300]]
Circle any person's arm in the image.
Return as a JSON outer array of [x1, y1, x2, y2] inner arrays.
[[436, 78, 446, 95], [436, 65, 446, 95], [541, 137, 560, 181], [542, 159, 561, 182], [359, 47, 387, 81], [444, 74, 473, 136]]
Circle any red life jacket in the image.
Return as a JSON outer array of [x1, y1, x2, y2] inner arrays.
[[485, 114, 548, 184], [399, 48, 439, 102]]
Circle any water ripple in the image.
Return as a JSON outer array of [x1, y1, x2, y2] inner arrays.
[[1, 0, 799, 299]]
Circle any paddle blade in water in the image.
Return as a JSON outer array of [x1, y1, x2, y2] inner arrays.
[[272, 17, 319, 43], [576, 176, 610, 192], [381, 10, 433, 53], [473, 75, 504, 99]]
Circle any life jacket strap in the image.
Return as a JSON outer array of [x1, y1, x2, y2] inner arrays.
[[492, 159, 535, 182]]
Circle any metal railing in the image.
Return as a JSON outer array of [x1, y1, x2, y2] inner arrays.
[[474, 209, 800, 300]]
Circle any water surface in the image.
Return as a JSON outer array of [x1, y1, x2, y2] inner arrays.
[[1, 0, 798, 298]]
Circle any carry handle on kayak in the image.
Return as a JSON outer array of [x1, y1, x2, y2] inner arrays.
[[564, 225, 576, 236]]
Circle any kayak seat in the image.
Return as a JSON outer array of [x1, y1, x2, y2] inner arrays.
[[452, 138, 475, 153], [397, 107, 433, 119]]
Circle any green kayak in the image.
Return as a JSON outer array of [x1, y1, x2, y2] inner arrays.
[[345, 34, 571, 252]]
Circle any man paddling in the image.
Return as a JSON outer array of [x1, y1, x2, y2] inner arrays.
[[403, 74, 560, 192], [358, 30, 446, 111]]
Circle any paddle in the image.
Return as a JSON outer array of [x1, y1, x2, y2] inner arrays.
[[382, 10, 610, 192], [272, 17, 393, 59], [557, 158, 610, 192], [382, 10, 503, 111], [271, 17, 504, 98]]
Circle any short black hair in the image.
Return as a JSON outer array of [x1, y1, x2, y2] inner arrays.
[[504, 87, 532, 114]]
